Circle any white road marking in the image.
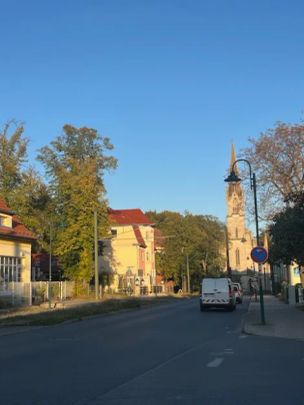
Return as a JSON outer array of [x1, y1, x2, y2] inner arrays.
[[207, 358, 224, 368], [224, 349, 234, 354], [239, 335, 248, 339]]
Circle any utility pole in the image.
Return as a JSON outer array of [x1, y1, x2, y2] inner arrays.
[[48, 223, 52, 309], [225, 227, 232, 278], [94, 211, 99, 300], [186, 253, 190, 294]]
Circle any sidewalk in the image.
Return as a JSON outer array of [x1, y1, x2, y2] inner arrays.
[[243, 294, 304, 340]]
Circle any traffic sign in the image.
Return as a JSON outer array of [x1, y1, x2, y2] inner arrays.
[[250, 246, 268, 264]]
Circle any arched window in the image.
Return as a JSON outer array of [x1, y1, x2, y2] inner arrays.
[[233, 198, 239, 214], [235, 228, 238, 239], [236, 249, 240, 266]]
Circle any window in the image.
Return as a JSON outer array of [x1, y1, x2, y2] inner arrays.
[[235, 249, 240, 266], [146, 252, 150, 262], [111, 229, 117, 237], [0, 256, 21, 282], [235, 228, 238, 239], [233, 198, 239, 214]]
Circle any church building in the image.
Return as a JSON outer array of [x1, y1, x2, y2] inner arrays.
[[226, 145, 255, 274]]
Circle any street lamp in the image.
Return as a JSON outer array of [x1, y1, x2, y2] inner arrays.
[[224, 159, 266, 325]]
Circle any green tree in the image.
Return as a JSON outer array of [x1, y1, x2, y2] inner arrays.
[[0, 121, 28, 203], [0, 122, 52, 250], [38, 125, 117, 282], [11, 168, 53, 252], [146, 210, 226, 290], [269, 192, 304, 286]]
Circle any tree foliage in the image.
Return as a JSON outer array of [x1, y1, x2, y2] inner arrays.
[[146, 210, 226, 290], [269, 192, 304, 268], [38, 125, 117, 281], [242, 122, 304, 219], [0, 122, 52, 250], [0, 121, 28, 201]]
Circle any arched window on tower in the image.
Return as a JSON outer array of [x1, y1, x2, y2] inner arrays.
[[235, 228, 238, 239], [236, 249, 240, 266], [233, 198, 239, 214]]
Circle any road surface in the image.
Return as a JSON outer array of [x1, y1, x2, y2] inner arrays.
[[1, 297, 303, 404]]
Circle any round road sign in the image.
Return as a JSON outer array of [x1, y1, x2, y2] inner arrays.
[[250, 246, 268, 263]]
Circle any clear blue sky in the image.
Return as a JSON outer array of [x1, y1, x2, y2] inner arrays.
[[1, 0, 303, 222]]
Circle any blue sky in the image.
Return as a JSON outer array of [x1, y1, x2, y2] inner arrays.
[[1, 0, 303, 222]]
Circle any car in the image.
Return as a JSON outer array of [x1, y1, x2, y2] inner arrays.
[[233, 282, 243, 303], [200, 277, 236, 311]]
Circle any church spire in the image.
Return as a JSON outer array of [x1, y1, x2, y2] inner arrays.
[[229, 144, 239, 174]]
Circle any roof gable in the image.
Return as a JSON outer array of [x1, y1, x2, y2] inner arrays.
[[0, 199, 15, 215], [0, 198, 36, 240], [109, 208, 154, 226], [133, 225, 146, 248]]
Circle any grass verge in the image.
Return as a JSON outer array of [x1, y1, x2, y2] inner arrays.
[[0, 296, 184, 327]]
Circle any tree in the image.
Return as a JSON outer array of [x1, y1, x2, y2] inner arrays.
[[146, 210, 226, 290], [11, 168, 53, 252], [38, 125, 117, 282], [0, 121, 28, 203], [0, 121, 52, 250], [242, 122, 304, 219], [269, 191, 304, 286]]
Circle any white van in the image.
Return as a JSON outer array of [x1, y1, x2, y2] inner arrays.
[[200, 278, 236, 311]]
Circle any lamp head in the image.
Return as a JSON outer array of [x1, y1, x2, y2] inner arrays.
[[224, 169, 242, 183]]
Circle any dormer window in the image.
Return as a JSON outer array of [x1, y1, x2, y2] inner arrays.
[[0, 214, 12, 228]]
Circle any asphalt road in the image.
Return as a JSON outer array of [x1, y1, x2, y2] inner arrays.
[[1, 297, 304, 405]]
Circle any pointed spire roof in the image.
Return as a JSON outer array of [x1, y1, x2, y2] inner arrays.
[[229, 144, 239, 174], [227, 144, 242, 197]]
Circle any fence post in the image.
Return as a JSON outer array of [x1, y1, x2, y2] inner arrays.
[[12, 281, 15, 306]]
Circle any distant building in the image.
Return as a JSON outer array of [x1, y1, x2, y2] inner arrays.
[[100, 208, 156, 294], [0, 198, 36, 283], [31, 253, 61, 281]]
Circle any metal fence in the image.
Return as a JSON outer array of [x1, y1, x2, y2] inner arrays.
[[0, 281, 76, 307]]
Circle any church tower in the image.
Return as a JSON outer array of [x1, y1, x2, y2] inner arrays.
[[226, 145, 254, 273]]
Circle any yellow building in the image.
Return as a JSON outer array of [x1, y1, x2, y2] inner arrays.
[[100, 208, 156, 294], [0, 198, 36, 283], [226, 145, 255, 274]]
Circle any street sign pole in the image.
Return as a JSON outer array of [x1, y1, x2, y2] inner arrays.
[[258, 263, 265, 324], [251, 246, 268, 325]]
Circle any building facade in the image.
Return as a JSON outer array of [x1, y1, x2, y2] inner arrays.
[[0, 199, 36, 283], [226, 146, 255, 274], [100, 208, 156, 294]]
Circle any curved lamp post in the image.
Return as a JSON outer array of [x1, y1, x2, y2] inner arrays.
[[224, 159, 266, 325]]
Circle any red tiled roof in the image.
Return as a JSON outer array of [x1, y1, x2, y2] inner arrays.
[[133, 225, 146, 248], [109, 208, 154, 226], [0, 198, 36, 240], [0, 199, 14, 215], [0, 216, 36, 240]]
